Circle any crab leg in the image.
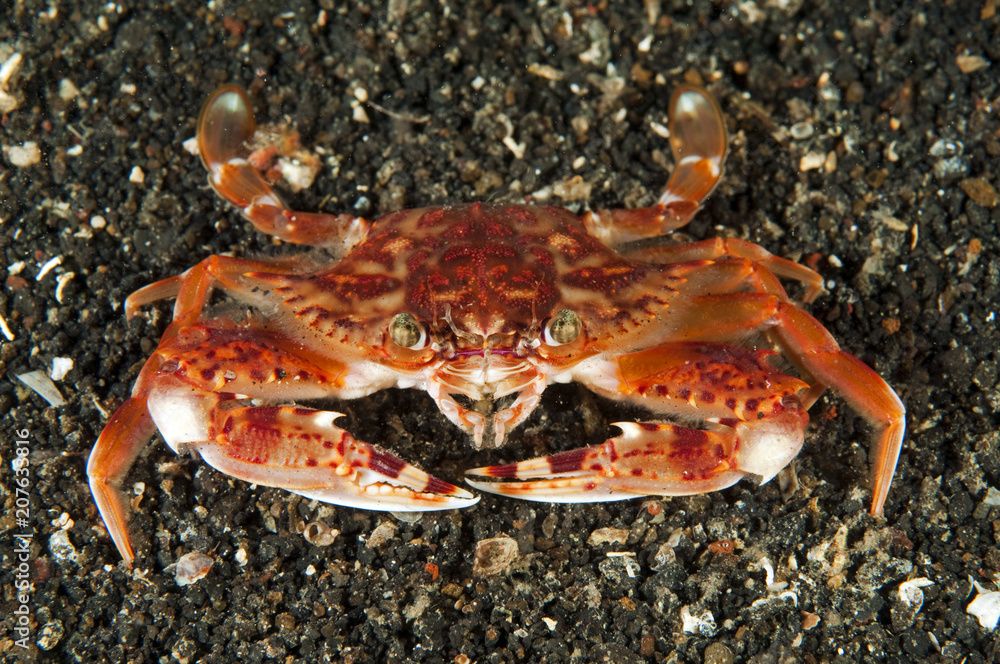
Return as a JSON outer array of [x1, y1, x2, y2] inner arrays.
[[628, 238, 825, 303], [465, 416, 809, 501], [664, 294, 906, 516], [88, 393, 158, 566], [124, 254, 316, 320], [92, 251, 318, 565], [470, 289, 905, 516], [467, 342, 810, 503], [585, 85, 727, 246], [89, 321, 476, 565], [197, 85, 370, 252]]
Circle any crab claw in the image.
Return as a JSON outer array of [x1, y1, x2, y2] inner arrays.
[[287, 439, 481, 512], [465, 420, 781, 503], [202, 407, 479, 512], [152, 401, 479, 512]]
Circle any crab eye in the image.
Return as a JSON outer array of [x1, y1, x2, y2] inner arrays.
[[389, 313, 427, 349], [543, 309, 581, 346]]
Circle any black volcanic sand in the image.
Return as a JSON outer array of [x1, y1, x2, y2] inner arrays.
[[2, 1, 999, 662]]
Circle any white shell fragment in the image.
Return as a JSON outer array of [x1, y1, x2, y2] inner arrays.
[[36, 255, 63, 280], [652, 528, 684, 570], [48, 530, 78, 563], [750, 557, 799, 609], [182, 136, 199, 155], [50, 357, 73, 381], [58, 78, 80, 102], [789, 121, 814, 140], [502, 136, 525, 159], [54, 272, 76, 303], [3, 141, 40, 167], [302, 521, 339, 546], [0, 51, 23, 113], [366, 520, 398, 548], [679, 606, 716, 636], [602, 552, 641, 579], [799, 152, 825, 171], [276, 156, 319, 193], [898, 577, 934, 610], [390, 510, 423, 524], [175, 552, 214, 586], [968, 579, 1000, 631], [0, 312, 14, 341], [16, 370, 66, 407]]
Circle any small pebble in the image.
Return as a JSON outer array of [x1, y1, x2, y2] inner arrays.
[[366, 520, 397, 548], [956, 54, 990, 73], [58, 78, 79, 101], [587, 527, 628, 547], [845, 81, 865, 103], [303, 521, 338, 546], [352, 104, 370, 123], [49, 530, 78, 563], [789, 122, 814, 140], [799, 152, 825, 171], [703, 642, 735, 664], [959, 178, 999, 208], [824, 150, 838, 172], [802, 611, 821, 630], [929, 138, 963, 158], [4, 141, 41, 166], [129, 166, 145, 184], [474, 536, 518, 576]]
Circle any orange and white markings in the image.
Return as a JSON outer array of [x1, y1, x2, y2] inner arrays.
[[89, 84, 905, 565]]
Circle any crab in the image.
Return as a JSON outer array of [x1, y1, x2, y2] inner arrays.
[[89, 83, 906, 565]]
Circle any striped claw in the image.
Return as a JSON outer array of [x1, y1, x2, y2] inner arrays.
[[288, 454, 480, 511], [465, 422, 751, 503], [159, 403, 480, 512], [270, 426, 480, 512]]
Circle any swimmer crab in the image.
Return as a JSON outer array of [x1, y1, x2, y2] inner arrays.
[[88, 84, 905, 565]]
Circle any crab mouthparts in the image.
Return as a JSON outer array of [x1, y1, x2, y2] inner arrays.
[[432, 354, 544, 449], [458, 394, 531, 450]]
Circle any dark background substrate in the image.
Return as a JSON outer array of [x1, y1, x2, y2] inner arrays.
[[1, 1, 999, 662]]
